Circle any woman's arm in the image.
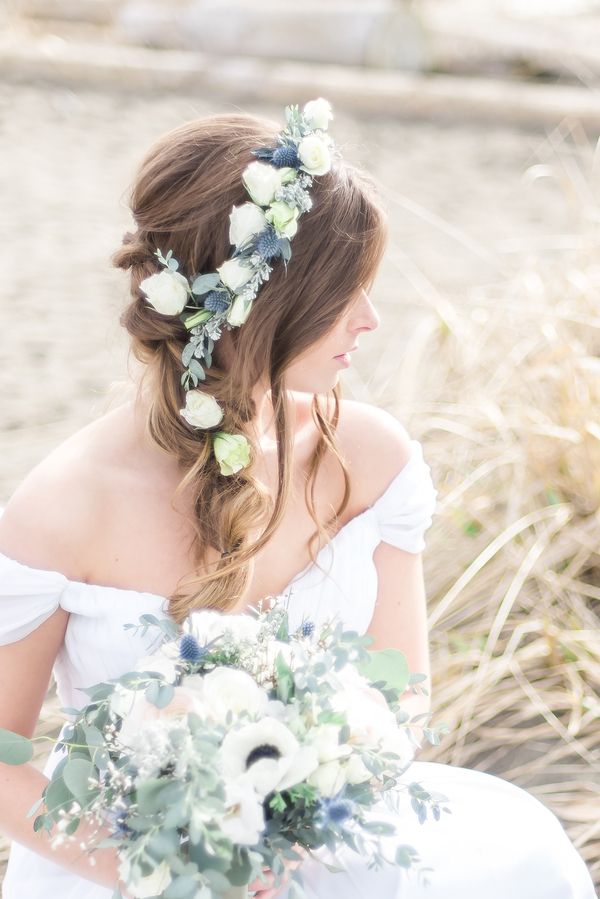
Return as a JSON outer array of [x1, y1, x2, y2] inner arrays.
[[0, 610, 130, 893], [368, 543, 432, 720], [0, 461, 131, 893]]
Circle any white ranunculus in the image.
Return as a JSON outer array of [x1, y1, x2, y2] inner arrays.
[[264, 201, 299, 239], [226, 295, 253, 327], [217, 257, 255, 293], [179, 389, 224, 429], [139, 269, 189, 315], [297, 133, 332, 176], [229, 202, 267, 247], [220, 717, 319, 798], [199, 667, 270, 723], [220, 778, 265, 846], [134, 653, 178, 684], [117, 686, 205, 748], [119, 857, 172, 899], [242, 160, 288, 206], [308, 759, 347, 797], [303, 97, 333, 131]]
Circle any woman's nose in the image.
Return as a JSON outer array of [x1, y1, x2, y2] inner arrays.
[[351, 289, 380, 333]]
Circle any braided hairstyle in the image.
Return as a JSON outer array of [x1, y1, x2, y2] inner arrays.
[[112, 112, 388, 624]]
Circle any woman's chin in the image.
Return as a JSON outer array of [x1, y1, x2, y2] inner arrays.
[[290, 375, 340, 395]]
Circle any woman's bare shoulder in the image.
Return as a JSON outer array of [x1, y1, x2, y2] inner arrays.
[[294, 391, 413, 504], [334, 398, 413, 503], [0, 406, 135, 580]]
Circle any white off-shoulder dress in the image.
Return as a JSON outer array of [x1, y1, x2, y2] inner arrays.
[[0, 439, 595, 899]]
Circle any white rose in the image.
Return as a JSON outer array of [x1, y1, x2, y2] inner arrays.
[[332, 687, 396, 747], [220, 779, 265, 846], [217, 257, 254, 293], [297, 133, 332, 176], [303, 97, 333, 131], [185, 610, 260, 646], [242, 160, 289, 206], [134, 653, 178, 684], [379, 727, 416, 770], [139, 269, 189, 315], [308, 725, 352, 764], [119, 857, 172, 899], [344, 753, 372, 785], [200, 667, 270, 723], [229, 202, 267, 247], [308, 759, 347, 797], [180, 390, 223, 429], [226, 295, 253, 327]]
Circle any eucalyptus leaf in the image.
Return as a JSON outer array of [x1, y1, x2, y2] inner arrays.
[[26, 797, 44, 818], [82, 724, 104, 749], [0, 728, 33, 765], [63, 758, 97, 801], [182, 342, 195, 367], [357, 648, 410, 693], [146, 828, 181, 861], [202, 868, 233, 892], [164, 876, 200, 899], [188, 358, 206, 380], [279, 238, 292, 262], [44, 776, 73, 820], [191, 273, 221, 295]]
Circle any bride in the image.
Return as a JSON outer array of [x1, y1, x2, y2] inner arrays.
[[0, 99, 595, 899]]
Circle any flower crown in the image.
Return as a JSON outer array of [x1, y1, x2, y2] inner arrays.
[[139, 97, 339, 477]]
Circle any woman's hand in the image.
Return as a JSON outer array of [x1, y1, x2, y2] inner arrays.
[[248, 844, 307, 897]]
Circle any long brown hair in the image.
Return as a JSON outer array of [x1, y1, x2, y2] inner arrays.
[[112, 110, 388, 624]]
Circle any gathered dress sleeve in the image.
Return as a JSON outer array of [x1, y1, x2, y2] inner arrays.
[[370, 438, 438, 554], [0, 509, 69, 645]]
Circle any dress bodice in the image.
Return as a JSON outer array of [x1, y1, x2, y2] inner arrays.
[[0, 438, 437, 712], [2, 439, 597, 899]]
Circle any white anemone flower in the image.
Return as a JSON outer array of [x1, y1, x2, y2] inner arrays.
[[220, 717, 319, 798], [220, 778, 266, 846]]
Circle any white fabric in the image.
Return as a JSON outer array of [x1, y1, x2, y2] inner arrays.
[[0, 439, 595, 898]]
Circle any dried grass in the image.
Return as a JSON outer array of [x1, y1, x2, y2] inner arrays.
[[378, 123, 600, 885]]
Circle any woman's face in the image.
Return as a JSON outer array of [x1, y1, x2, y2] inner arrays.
[[284, 287, 380, 394]]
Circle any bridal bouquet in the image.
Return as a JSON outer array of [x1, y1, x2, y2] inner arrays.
[[0, 602, 449, 898]]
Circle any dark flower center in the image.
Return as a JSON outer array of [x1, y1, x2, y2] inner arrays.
[[245, 744, 282, 768]]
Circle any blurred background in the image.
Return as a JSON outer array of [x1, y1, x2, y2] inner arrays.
[[1, 0, 600, 888]]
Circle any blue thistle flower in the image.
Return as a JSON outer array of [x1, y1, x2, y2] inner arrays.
[[301, 619, 315, 638], [257, 227, 282, 261], [316, 796, 355, 828], [203, 290, 230, 314], [272, 145, 300, 168], [179, 633, 204, 662]]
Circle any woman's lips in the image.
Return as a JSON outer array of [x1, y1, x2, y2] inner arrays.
[[334, 352, 351, 366]]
